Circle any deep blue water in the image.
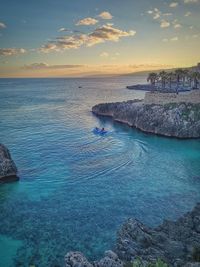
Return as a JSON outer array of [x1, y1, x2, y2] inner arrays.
[[0, 77, 200, 267]]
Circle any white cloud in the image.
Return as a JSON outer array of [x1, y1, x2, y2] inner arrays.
[[0, 48, 26, 56], [98, 11, 113, 20], [100, 52, 109, 57], [153, 13, 160, 19], [23, 63, 84, 70], [169, 2, 178, 7], [160, 20, 170, 28], [39, 25, 136, 53], [163, 13, 173, 16], [0, 22, 6, 29], [174, 23, 182, 28], [163, 37, 178, 42], [76, 17, 98, 26], [58, 27, 70, 32], [147, 8, 171, 22], [185, 11, 192, 16], [171, 36, 178, 41], [184, 0, 199, 3]]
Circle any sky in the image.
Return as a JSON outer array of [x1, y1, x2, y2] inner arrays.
[[0, 0, 200, 77]]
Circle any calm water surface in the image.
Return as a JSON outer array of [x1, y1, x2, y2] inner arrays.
[[0, 77, 200, 267]]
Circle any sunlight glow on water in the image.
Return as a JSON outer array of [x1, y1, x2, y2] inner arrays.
[[0, 77, 200, 267]]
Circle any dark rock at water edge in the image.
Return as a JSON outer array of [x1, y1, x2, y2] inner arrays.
[[65, 250, 123, 267], [0, 143, 19, 183], [116, 203, 200, 266], [92, 100, 200, 138], [126, 84, 190, 92], [64, 203, 200, 267]]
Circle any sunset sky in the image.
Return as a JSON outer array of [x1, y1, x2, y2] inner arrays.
[[0, 0, 200, 77]]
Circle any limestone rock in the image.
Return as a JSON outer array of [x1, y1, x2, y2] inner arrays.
[[94, 251, 123, 267], [0, 143, 18, 183], [116, 203, 200, 266], [92, 101, 200, 138], [65, 251, 93, 267]]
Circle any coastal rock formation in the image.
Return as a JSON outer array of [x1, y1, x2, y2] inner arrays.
[[0, 143, 18, 183], [65, 251, 123, 267], [116, 203, 200, 266], [92, 100, 200, 138], [64, 203, 200, 267]]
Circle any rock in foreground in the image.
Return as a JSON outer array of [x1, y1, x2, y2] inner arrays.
[[0, 144, 18, 183], [116, 203, 200, 266], [65, 251, 123, 267], [65, 204, 200, 267], [92, 100, 200, 138]]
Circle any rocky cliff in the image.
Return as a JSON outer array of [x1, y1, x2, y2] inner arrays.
[[0, 143, 18, 183], [64, 203, 200, 267], [92, 100, 200, 138]]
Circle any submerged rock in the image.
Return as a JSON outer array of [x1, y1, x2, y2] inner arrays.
[[0, 143, 18, 183], [64, 204, 200, 267], [92, 100, 200, 138]]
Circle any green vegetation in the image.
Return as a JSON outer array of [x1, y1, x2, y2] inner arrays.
[[124, 258, 169, 267], [147, 68, 200, 92], [192, 246, 200, 262]]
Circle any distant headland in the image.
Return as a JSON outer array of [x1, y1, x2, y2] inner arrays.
[[92, 63, 200, 139]]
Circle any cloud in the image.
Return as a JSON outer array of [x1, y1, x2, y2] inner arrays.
[[169, 2, 179, 7], [0, 48, 26, 56], [98, 11, 113, 20], [171, 36, 178, 41], [147, 8, 172, 21], [153, 13, 160, 19], [162, 37, 178, 42], [184, 0, 199, 3], [100, 52, 109, 57], [58, 27, 70, 32], [160, 20, 170, 28], [162, 38, 169, 42], [0, 22, 6, 29], [39, 24, 136, 53], [185, 11, 192, 16], [87, 24, 136, 46], [76, 17, 98, 26], [174, 23, 182, 28], [23, 63, 84, 70]]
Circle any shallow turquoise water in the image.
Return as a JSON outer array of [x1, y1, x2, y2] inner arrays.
[[0, 77, 200, 267]]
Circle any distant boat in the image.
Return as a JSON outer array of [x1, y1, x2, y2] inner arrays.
[[78, 86, 82, 88]]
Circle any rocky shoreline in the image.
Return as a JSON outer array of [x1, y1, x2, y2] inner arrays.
[[92, 100, 200, 138], [126, 84, 190, 92], [65, 203, 200, 267], [0, 143, 19, 183]]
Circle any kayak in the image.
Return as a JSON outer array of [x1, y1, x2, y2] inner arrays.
[[93, 128, 108, 135]]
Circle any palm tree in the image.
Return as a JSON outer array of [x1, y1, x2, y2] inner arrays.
[[147, 72, 158, 91], [159, 71, 168, 91], [166, 72, 174, 91], [174, 68, 184, 93], [191, 72, 200, 89], [182, 69, 189, 87]]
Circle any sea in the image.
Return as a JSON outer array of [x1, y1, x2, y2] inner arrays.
[[0, 76, 200, 267]]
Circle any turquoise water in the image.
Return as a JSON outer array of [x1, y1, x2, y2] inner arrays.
[[0, 77, 200, 267]]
